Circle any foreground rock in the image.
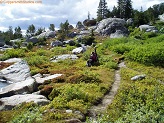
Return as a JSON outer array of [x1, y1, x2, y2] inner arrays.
[[0, 60, 37, 98], [2, 58, 22, 63], [0, 94, 50, 111], [95, 18, 128, 37], [0, 60, 32, 83], [0, 77, 36, 98]]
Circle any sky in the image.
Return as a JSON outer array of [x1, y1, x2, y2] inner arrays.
[[0, 0, 163, 33]]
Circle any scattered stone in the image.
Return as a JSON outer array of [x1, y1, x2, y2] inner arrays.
[[51, 54, 78, 62], [63, 40, 75, 46], [26, 37, 39, 44], [139, 25, 158, 32], [72, 47, 86, 54], [0, 94, 50, 111], [131, 75, 146, 81], [33, 73, 63, 84], [66, 109, 73, 113], [50, 40, 63, 47]]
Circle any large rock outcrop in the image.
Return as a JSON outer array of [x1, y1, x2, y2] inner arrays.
[[0, 60, 31, 83], [0, 94, 50, 111], [0, 60, 37, 98], [95, 18, 128, 37]]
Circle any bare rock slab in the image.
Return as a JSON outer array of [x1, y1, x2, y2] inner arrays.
[[0, 94, 50, 111]]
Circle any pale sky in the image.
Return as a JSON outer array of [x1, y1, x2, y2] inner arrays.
[[0, 0, 163, 33]]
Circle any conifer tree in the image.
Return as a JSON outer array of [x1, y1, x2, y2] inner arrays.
[[14, 26, 22, 39], [117, 0, 133, 19], [97, 0, 108, 21]]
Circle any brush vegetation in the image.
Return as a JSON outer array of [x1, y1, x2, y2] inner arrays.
[[0, 32, 164, 122]]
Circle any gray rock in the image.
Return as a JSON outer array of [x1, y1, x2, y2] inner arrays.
[[95, 18, 128, 36], [63, 40, 75, 45], [126, 18, 133, 26], [76, 23, 85, 30], [72, 47, 86, 54], [159, 13, 164, 22], [131, 75, 146, 81], [0, 60, 37, 98], [0, 94, 50, 111], [2, 58, 22, 63], [139, 25, 158, 32], [51, 54, 78, 62], [26, 37, 38, 44], [50, 40, 63, 47], [33, 73, 62, 84], [68, 32, 77, 38], [0, 77, 36, 98], [79, 30, 90, 35], [0, 60, 31, 83], [110, 30, 126, 38], [37, 31, 56, 39]]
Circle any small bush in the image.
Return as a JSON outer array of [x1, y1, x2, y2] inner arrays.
[[111, 44, 133, 54], [104, 62, 118, 70], [27, 42, 33, 50], [0, 48, 27, 60], [81, 36, 95, 46], [25, 55, 49, 67]]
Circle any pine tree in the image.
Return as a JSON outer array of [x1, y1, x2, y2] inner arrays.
[[125, 0, 133, 18], [97, 0, 108, 21], [26, 24, 35, 37], [117, 0, 133, 19], [14, 26, 22, 39], [49, 24, 55, 31]]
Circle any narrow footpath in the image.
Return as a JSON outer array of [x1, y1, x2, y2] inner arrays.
[[87, 62, 126, 120]]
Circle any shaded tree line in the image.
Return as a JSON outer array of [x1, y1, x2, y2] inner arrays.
[[97, 0, 164, 26]]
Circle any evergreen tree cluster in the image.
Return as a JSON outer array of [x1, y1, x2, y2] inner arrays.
[[97, 0, 164, 25]]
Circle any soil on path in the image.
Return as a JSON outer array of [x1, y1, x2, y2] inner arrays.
[[88, 62, 126, 118]]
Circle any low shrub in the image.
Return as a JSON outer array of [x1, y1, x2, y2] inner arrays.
[[81, 36, 95, 46], [126, 44, 164, 67], [10, 106, 42, 123], [0, 48, 27, 60], [25, 55, 49, 67]]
